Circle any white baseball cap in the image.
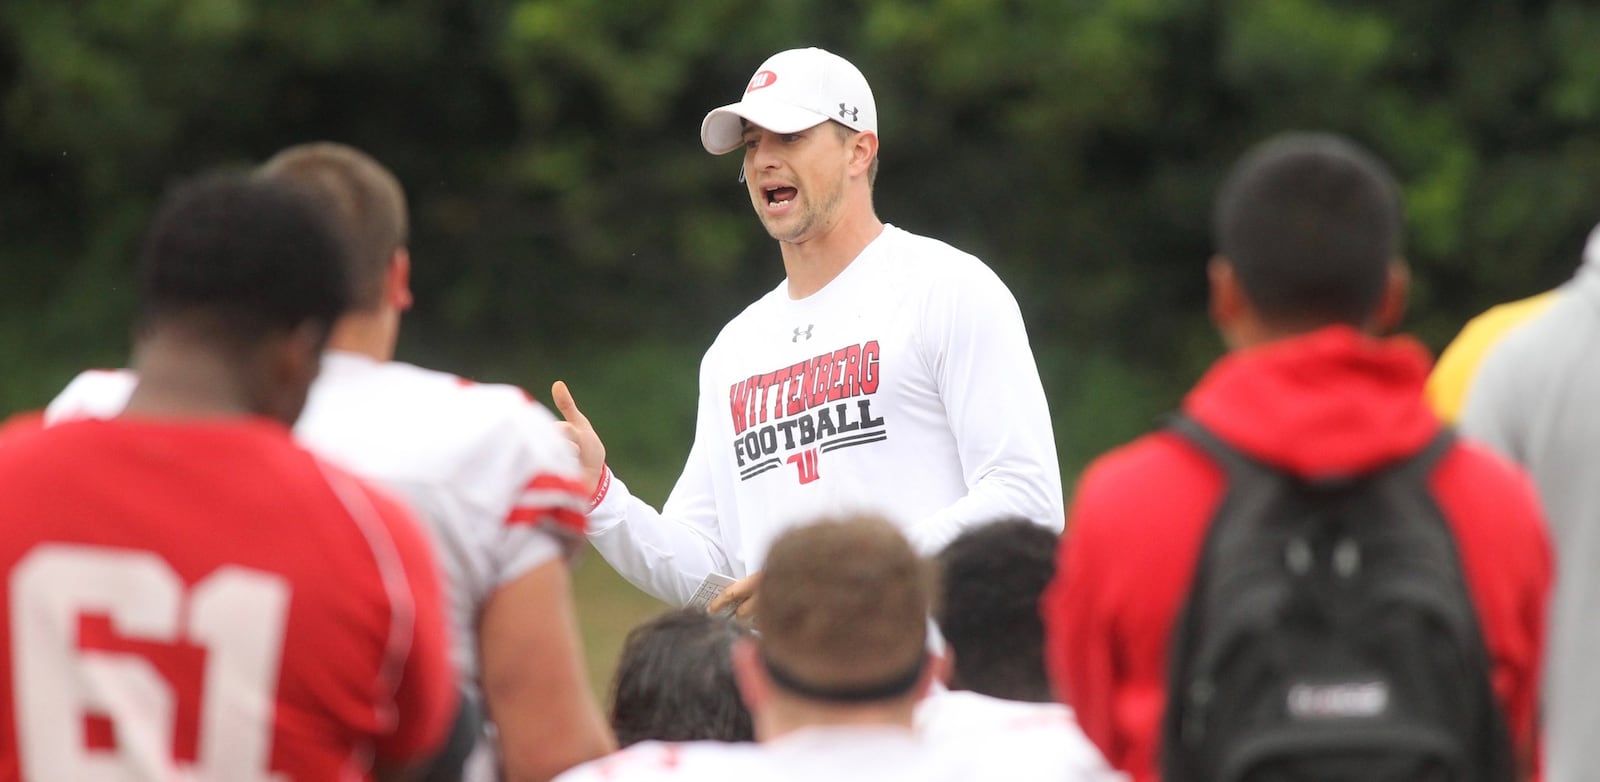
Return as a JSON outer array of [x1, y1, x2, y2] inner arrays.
[[700, 47, 878, 155]]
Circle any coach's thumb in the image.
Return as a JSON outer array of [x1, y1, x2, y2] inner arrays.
[[551, 380, 589, 429], [551, 380, 607, 496]]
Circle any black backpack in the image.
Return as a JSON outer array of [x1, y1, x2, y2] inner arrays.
[[1160, 414, 1516, 782]]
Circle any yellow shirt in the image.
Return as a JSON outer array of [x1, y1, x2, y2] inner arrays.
[[1426, 291, 1557, 422]]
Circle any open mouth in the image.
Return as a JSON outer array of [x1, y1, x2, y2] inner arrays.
[[764, 186, 798, 207]]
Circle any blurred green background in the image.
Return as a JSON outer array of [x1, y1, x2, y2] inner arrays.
[[6, 0, 1600, 697]]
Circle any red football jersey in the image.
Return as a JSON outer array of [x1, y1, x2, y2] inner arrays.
[[0, 415, 455, 780]]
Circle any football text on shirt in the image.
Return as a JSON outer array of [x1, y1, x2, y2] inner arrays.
[[728, 340, 887, 483]]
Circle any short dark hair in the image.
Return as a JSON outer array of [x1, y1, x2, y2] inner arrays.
[[138, 172, 351, 343], [1212, 132, 1403, 327], [935, 519, 1058, 703], [258, 142, 408, 311], [608, 609, 754, 747]]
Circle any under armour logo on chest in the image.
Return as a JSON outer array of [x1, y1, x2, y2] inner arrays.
[[838, 104, 859, 123], [793, 325, 814, 342]]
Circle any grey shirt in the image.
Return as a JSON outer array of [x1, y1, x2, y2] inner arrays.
[[1461, 228, 1600, 782]]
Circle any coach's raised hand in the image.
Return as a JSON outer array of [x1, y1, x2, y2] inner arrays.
[[551, 380, 607, 498]]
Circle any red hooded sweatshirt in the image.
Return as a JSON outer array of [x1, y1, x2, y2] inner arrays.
[[1041, 326, 1551, 782]]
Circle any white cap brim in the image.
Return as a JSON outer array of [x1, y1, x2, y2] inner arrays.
[[700, 101, 833, 155]]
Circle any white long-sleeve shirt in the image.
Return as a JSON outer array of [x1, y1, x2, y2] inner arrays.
[[589, 225, 1064, 605]]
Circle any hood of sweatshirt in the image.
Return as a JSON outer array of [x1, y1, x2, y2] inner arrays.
[[1182, 325, 1441, 479]]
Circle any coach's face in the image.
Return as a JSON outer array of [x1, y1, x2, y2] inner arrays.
[[741, 121, 851, 245]]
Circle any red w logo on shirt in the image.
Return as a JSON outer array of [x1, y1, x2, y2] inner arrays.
[[787, 448, 820, 484]]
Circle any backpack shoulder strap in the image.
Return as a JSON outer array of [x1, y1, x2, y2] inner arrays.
[[1166, 412, 1265, 479], [1388, 425, 1456, 483], [1162, 412, 1282, 782]]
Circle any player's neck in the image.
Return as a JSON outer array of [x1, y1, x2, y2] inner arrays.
[[327, 308, 399, 362], [124, 337, 258, 420], [1220, 317, 1370, 353], [781, 206, 884, 300], [756, 695, 917, 741]]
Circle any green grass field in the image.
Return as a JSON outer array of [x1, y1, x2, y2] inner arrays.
[[571, 544, 670, 703]]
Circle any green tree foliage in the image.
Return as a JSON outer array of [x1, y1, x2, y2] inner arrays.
[[6, 0, 1600, 477]]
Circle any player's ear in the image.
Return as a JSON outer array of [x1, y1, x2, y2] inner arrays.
[[387, 248, 413, 312], [931, 648, 954, 689], [916, 651, 946, 699], [730, 638, 769, 712], [1208, 255, 1243, 328], [1370, 260, 1409, 336], [1209, 254, 1261, 350], [262, 320, 328, 426]]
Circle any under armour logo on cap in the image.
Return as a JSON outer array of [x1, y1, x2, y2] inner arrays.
[[838, 104, 860, 123]]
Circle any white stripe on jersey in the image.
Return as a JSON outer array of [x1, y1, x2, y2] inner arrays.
[[514, 490, 587, 513], [318, 462, 416, 735]]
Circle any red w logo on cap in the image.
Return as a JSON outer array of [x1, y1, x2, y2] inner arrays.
[[746, 70, 777, 93]]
